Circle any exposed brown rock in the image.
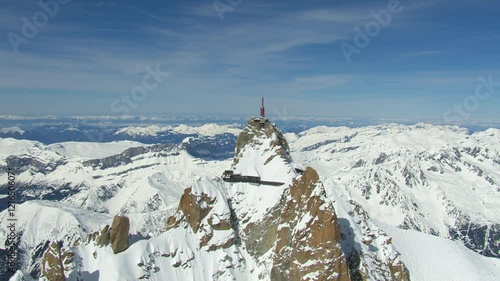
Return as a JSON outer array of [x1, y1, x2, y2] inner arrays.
[[389, 259, 411, 281], [361, 237, 373, 245], [87, 231, 99, 244], [271, 167, 350, 281], [208, 216, 232, 231], [110, 215, 130, 254], [243, 205, 282, 257], [167, 188, 215, 233], [96, 225, 111, 247], [234, 118, 290, 164], [166, 215, 178, 230], [42, 241, 74, 281], [166, 187, 236, 250], [72, 238, 81, 247], [199, 227, 214, 248], [243, 167, 350, 281], [207, 236, 237, 252]]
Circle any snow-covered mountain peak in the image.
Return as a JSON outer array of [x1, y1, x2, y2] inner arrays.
[[291, 123, 500, 259], [114, 123, 242, 137], [231, 118, 294, 183], [2, 122, 500, 280], [295, 123, 475, 154], [0, 126, 25, 135]]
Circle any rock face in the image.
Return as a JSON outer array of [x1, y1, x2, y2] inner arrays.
[[82, 144, 182, 169], [166, 182, 238, 252], [96, 225, 111, 247], [110, 215, 130, 254], [270, 167, 350, 281], [90, 216, 130, 254], [87, 216, 130, 254], [450, 215, 500, 258], [167, 166, 352, 280], [167, 188, 216, 233], [340, 199, 410, 281], [25, 118, 414, 280], [162, 118, 411, 280], [234, 118, 291, 165], [42, 241, 74, 281], [291, 125, 500, 259]]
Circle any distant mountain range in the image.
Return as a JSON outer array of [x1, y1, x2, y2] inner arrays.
[[0, 121, 499, 280]]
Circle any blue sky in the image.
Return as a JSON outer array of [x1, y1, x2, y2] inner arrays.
[[1, 0, 499, 122]]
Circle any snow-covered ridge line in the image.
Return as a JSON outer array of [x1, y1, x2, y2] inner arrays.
[[114, 123, 242, 137], [1, 120, 500, 280], [295, 123, 500, 152], [0, 126, 25, 135], [290, 122, 500, 258], [0, 138, 147, 161]]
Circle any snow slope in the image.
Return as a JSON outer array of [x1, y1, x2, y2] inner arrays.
[[290, 123, 500, 257], [46, 141, 145, 160], [60, 119, 401, 280], [0, 138, 44, 162], [1, 122, 499, 280], [382, 224, 500, 281], [115, 124, 241, 137]]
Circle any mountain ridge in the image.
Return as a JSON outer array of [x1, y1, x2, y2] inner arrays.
[[1, 122, 499, 280]]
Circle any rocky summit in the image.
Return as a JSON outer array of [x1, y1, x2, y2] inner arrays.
[[23, 118, 409, 280]]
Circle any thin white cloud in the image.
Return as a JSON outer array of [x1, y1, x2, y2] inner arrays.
[[299, 9, 373, 22], [291, 75, 354, 92], [0, 0, 496, 118], [404, 50, 448, 57]]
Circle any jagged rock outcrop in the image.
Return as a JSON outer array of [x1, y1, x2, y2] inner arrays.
[[166, 188, 216, 233], [110, 215, 130, 254], [41, 241, 74, 281], [291, 125, 500, 259], [96, 225, 111, 247], [234, 118, 291, 165], [90, 215, 130, 254], [242, 167, 351, 281], [166, 182, 238, 252], [166, 166, 353, 280], [342, 200, 410, 281], [271, 167, 350, 281]]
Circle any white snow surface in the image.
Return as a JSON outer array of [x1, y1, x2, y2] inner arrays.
[[382, 224, 500, 281], [0, 138, 44, 161], [1, 122, 499, 280], [46, 140, 145, 160], [0, 126, 25, 134], [115, 123, 241, 137], [232, 132, 294, 184], [0, 138, 144, 162], [291, 124, 500, 233]]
